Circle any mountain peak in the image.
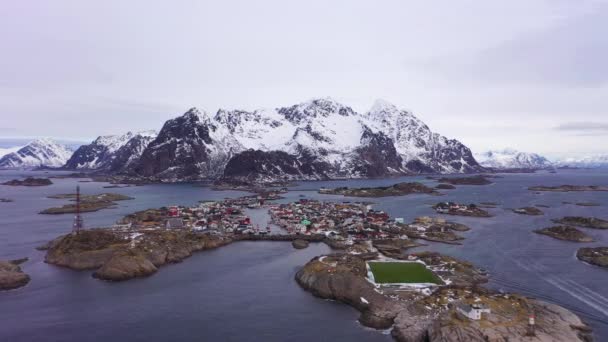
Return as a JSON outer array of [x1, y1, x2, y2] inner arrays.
[[369, 98, 398, 114]]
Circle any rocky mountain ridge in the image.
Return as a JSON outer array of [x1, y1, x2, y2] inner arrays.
[[0, 138, 72, 169], [474, 148, 553, 169], [127, 98, 483, 182]]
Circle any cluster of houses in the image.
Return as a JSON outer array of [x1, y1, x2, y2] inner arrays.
[[434, 202, 479, 214], [150, 193, 284, 234], [268, 199, 409, 241]]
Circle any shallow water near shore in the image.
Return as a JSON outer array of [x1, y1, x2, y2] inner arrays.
[[1, 169, 608, 341]]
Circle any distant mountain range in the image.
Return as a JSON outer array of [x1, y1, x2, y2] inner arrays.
[[474, 149, 553, 169], [2, 98, 606, 181], [475, 149, 608, 170], [0, 138, 73, 169]]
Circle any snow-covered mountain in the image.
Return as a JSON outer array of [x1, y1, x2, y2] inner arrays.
[[0, 146, 22, 158], [64, 131, 157, 172], [0, 138, 73, 169], [474, 149, 552, 169], [554, 155, 608, 168], [129, 98, 482, 182]]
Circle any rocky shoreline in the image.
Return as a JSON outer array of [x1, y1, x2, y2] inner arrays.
[[534, 226, 594, 242], [436, 175, 493, 185], [512, 206, 544, 215], [577, 247, 608, 268], [295, 250, 591, 341], [529, 184, 608, 192], [319, 182, 438, 197], [40, 193, 134, 214], [2, 177, 53, 186], [0, 258, 30, 290], [552, 217, 608, 229]]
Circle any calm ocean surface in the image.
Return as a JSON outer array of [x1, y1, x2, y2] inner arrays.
[[1, 169, 607, 341]]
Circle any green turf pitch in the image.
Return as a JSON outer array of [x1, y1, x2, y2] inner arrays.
[[368, 262, 441, 284]]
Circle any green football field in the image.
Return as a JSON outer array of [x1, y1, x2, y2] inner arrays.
[[368, 262, 441, 284]]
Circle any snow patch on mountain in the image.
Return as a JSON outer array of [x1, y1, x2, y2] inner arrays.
[[0, 138, 73, 169]]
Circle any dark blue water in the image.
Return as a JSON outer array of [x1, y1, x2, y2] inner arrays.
[[1, 169, 608, 341]]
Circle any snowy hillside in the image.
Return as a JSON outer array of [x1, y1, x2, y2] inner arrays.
[[0, 146, 22, 158], [0, 138, 73, 169], [474, 149, 552, 169], [64, 131, 157, 171], [554, 155, 608, 168], [130, 98, 482, 182]]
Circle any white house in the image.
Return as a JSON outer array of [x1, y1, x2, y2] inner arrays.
[[456, 303, 491, 320]]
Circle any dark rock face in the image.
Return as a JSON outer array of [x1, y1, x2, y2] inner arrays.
[[221, 149, 331, 183], [64, 132, 155, 172], [107, 134, 155, 173], [133, 109, 232, 180], [351, 128, 406, 177], [64, 141, 110, 170]]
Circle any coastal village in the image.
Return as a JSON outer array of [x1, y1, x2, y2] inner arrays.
[[4, 179, 599, 342]]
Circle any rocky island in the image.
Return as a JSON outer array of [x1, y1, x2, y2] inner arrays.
[[2, 177, 53, 186], [433, 202, 493, 217], [398, 216, 470, 244], [534, 226, 594, 242], [434, 183, 455, 190], [512, 206, 544, 215], [319, 182, 438, 197], [436, 175, 493, 185], [40, 193, 134, 214], [0, 259, 30, 290], [295, 250, 591, 341], [529, 185, 608, 192], [577, 247, 608, 268], [44, 228, 231, 281], [552, 216, 608, 229]]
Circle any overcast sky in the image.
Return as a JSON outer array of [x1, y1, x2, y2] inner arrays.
[[1, 0, 607, 157]]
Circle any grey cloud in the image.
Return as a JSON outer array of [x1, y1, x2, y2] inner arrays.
[[555, 122, 608, 136]]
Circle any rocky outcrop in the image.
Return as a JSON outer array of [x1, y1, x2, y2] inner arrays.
[[321, 182, 438, 197], [0, 259, 30, 290], [552, 217, 608, 229], [535, 226, 594, 242], [529, 185, 608, 192], [436, 175, 493, 185], [426, 297, 592, 342], [577, 247, 608, 268], [296, 252, 591, 342], [93, 250, 158, 281], [295, 254, 404, 329], [45, 228, 231, 280], [292, 239, 310, 249], [513, 207, 544, 215], [2, 177, 52, 186]]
